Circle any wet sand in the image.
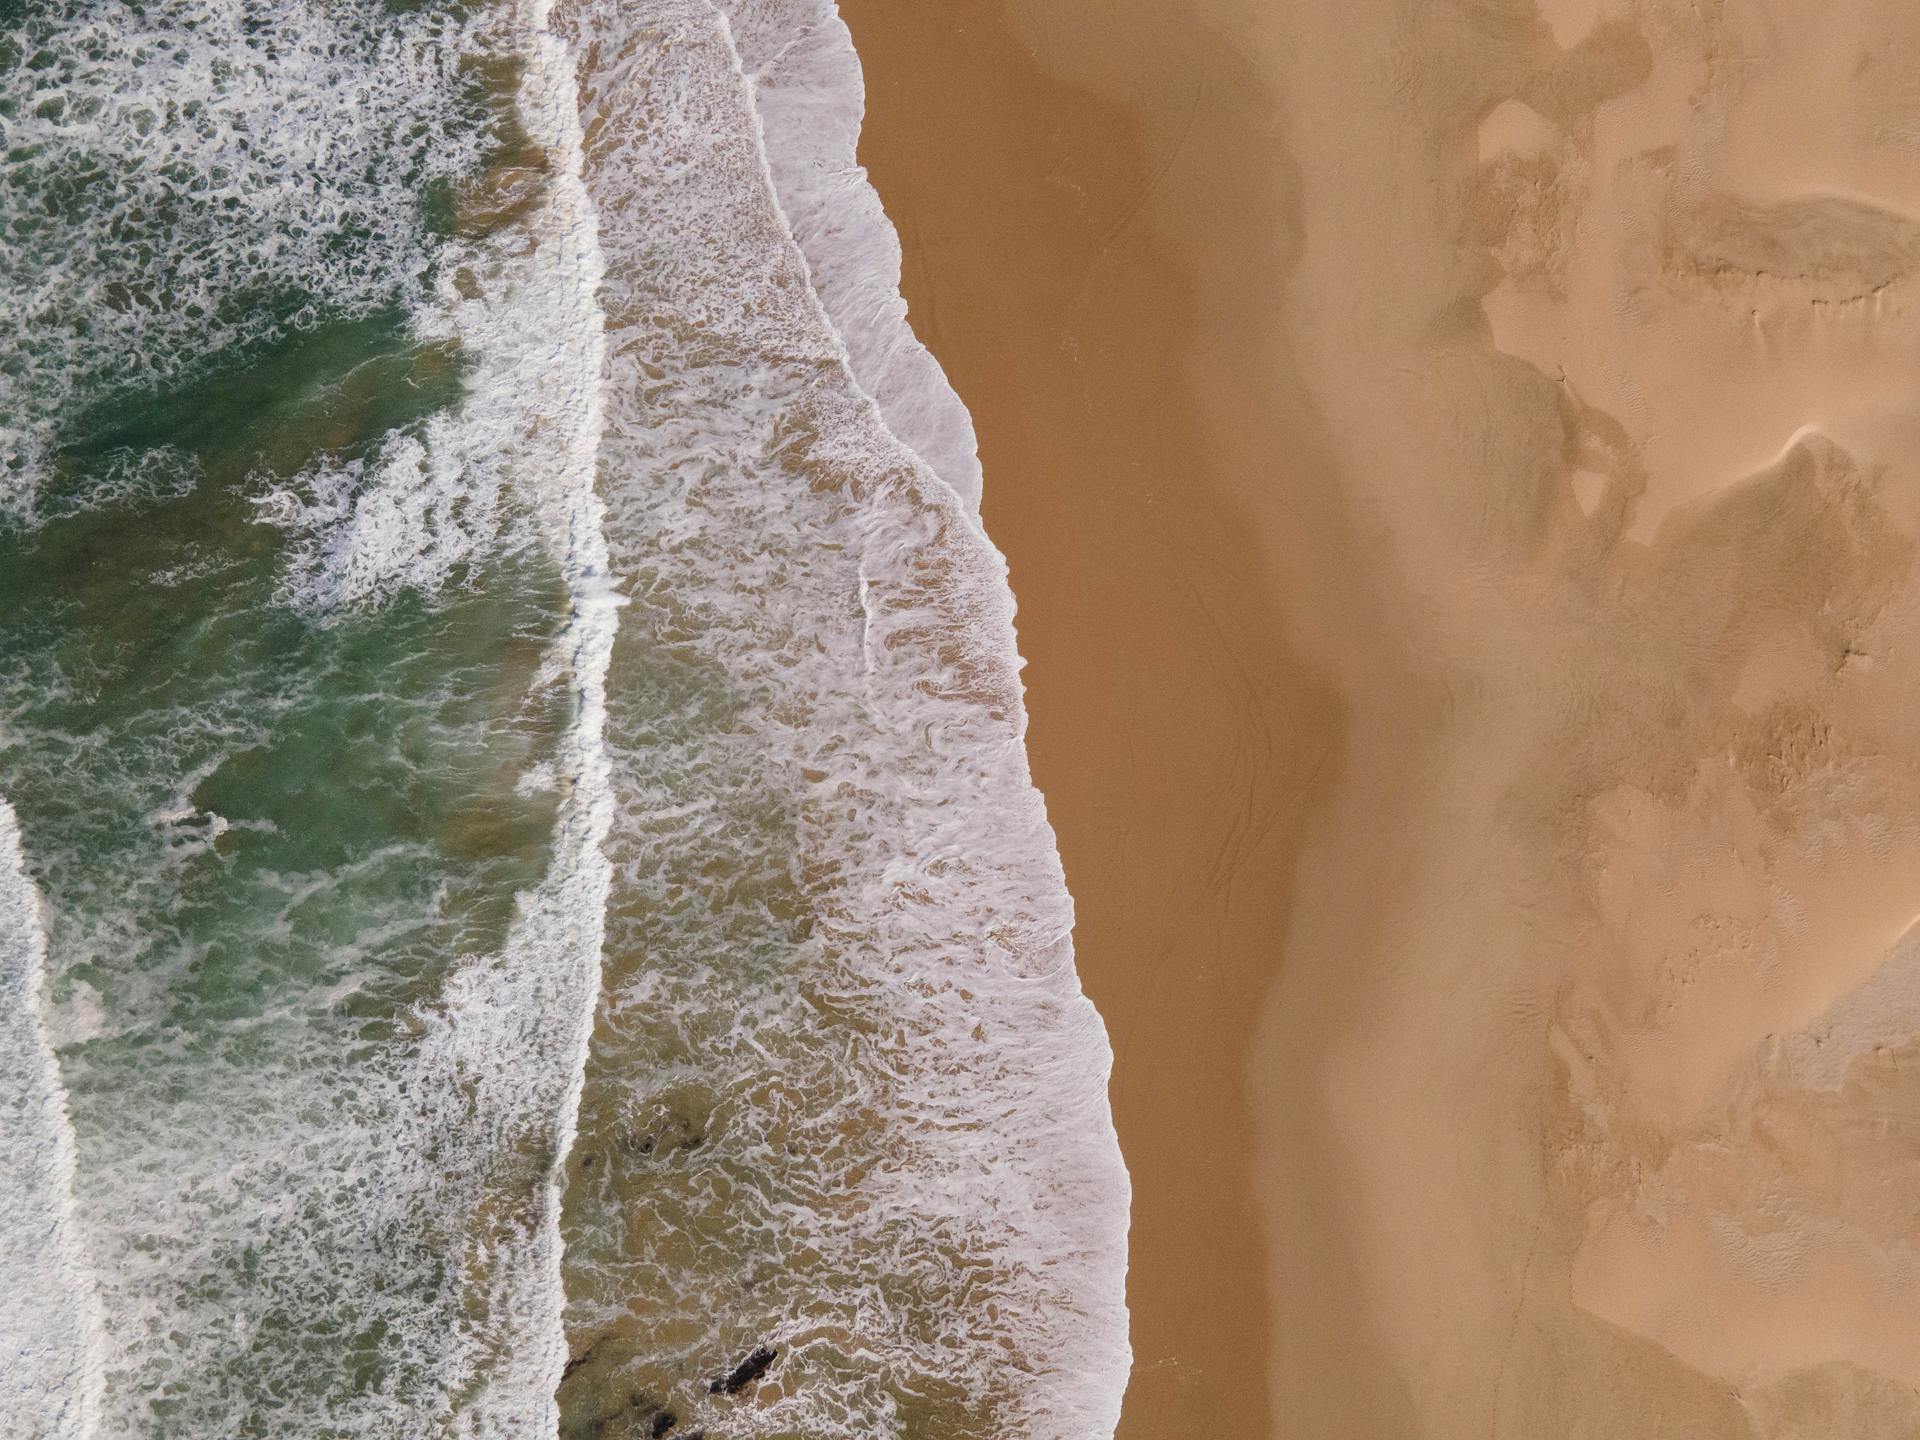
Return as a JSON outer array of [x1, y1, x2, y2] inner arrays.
[[835, 4, 1378, 1436], [847, 0, 1920, 1435]]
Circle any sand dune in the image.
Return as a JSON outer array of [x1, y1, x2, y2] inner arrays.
[[1279, 0, 1920, 1430]]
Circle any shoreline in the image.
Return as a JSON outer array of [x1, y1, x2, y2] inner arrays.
[[555, 2, 1132, 1433], [836, 5, 1396, 1434]]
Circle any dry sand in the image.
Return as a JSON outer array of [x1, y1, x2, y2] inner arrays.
[[844, 0, 1920, 1435]]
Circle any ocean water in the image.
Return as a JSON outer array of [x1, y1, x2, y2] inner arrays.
[[0, 2, 1128, 1436]]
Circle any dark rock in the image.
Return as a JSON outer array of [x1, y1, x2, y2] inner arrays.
[[625, 1090, 717, 1162], [561, 1337, 603, 1381], [555, 1331, 676, 1440], [649, 1412, 677, 1438], [708, 1345, 778, 1396]]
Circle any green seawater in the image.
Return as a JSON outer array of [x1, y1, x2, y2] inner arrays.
[[3, 0, 1137, 1433], [0, 308, 579, 1430], [0, 1, 604, 1427], [5, 312, 569, 1021]]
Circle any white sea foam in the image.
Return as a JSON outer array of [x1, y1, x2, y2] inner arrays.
[[4, 0, 617, 1431], [234, 0, 620, 1422], [251, 436, 488, 614], [0, 799, 106, 1440], [553, 2, 1131, 1433], [732, 13, 1133, 1426], [710, 0, 987, 514], [10, 0, 1126, 1429], [0, 0, 491, 521], [395, 0, 618, 1426]]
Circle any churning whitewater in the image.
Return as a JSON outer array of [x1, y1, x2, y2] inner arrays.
[[0, 800, 105, 1440], [0, 0, 1129, 1435]]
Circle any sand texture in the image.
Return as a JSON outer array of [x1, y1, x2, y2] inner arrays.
[[844, 0, 1920, 1434]]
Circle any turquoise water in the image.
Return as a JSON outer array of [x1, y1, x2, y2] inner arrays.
[[0, 1, 1132, 1435]]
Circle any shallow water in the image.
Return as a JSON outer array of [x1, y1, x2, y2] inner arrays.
[[0, 1, 1128, 1435]]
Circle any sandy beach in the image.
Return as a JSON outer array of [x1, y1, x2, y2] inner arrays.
[[14, 0, 1920, 1431], [837, 5, 1370, 1435], [845, 0, 1920, 1435]]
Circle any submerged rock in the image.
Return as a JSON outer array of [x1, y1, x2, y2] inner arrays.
[[556, 1330, 682, 1440], [708, 1345, 778, 1397]]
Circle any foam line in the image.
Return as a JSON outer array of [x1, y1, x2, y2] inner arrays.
[[0, 798, 106, 1440], [711, 9, 1135, 1428], [708, 0, 987, 515], [503, 0, 621, 1420], [553, 2, 1133, 1431]]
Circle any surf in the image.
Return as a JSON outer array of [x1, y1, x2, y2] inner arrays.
[[0, 0, 1129, 1433], [0, 799, 106, 1440], [549, 2, 1131, 1435], [1, 0, 614, 1430]]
